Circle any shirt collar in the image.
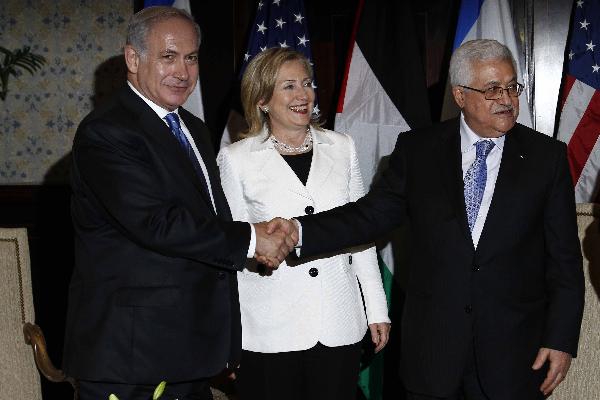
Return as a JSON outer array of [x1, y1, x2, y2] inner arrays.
[[459, 112, 505, 154], [128, 81, 179, 123]]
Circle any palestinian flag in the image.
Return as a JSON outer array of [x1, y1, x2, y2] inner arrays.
[[334, 0, 430, 398]]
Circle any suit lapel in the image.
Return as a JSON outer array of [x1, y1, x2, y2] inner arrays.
[[437, 121, 472, 244], [306, 130, 334, 195], [252, 130, 313, 201], [119, 87, 217, 214], [179, 109, 234, 218], [262, 150, 312, 200], [476, 127, 525, 256]]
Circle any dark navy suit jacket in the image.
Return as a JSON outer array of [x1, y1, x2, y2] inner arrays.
[[64, 86, 248, 384], [298, 119, 584, 399]]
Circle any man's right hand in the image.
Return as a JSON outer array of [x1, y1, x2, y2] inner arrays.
[[253, 218, 298, 268]]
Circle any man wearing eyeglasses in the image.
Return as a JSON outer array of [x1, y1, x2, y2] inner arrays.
[[268, 39, 584, 400]]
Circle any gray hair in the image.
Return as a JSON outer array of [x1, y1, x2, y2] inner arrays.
[[126, 6, 201, 56], [449, 39, 517, 86]]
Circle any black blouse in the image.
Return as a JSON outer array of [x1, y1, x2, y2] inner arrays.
[[280, 150, 313, 186]]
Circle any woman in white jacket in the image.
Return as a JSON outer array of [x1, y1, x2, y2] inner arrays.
[[217, 48, 390, 400]]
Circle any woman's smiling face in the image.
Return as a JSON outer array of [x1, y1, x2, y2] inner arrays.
[[262, 59, 315, 135]]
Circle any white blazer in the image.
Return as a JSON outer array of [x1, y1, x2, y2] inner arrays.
[[217, 127, 390, 353]]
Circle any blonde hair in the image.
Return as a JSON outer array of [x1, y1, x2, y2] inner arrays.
[[240, 48, 321, 138]]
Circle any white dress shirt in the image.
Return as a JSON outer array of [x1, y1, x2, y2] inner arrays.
[[460, 113, 505, 248], [128, 82, 256, 257]]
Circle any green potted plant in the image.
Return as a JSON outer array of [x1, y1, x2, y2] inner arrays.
[[0, 45, 46, 100]]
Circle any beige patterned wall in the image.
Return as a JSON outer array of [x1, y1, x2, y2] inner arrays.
[[0, 0, 133, 184]]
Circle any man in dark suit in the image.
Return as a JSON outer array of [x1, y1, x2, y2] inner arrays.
[[64, 7, 294, 400], [270, 39, 584, 399]]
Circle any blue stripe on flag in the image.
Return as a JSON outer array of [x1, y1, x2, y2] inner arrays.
[[453, 0, 485, 49], [143, 0, 175, 6]]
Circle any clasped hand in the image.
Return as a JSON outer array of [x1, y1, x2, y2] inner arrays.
[[253, 218, 299, 268]]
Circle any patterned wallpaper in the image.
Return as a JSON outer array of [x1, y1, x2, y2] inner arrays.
[[0, 0, 132, 184]]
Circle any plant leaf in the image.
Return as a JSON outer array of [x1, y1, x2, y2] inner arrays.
[[153, 381, 167, 400], [0, 45, 46, 100]]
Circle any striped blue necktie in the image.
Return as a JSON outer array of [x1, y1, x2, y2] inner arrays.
[[164, 112, 212, 205], [165, 113, 193, 158], [464, 140, 495, 232]]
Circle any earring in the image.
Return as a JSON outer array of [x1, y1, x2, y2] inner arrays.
[[262, 106, 269, 113]]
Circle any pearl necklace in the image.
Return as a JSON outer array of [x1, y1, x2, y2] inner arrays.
[[270, 128, 313, 154]]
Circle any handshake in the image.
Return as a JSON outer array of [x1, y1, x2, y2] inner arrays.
[[253, 218, 299, 268]]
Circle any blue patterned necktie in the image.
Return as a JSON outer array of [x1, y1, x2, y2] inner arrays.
[[464, 140, 495, 232], [164, 112, 213, 207]]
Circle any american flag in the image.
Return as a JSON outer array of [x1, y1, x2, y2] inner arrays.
[[220, 0, 318, 146], [241, 0, 318, 114], [557, 0, 600, 203]]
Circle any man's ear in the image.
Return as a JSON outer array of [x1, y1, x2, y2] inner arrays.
[[452, 86, 465, 109], [124, 45, 139, 74]]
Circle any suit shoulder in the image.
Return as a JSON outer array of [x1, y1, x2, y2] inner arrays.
[[513, 123, 566, 152], [318, 128, 357, 149], [322, 128, 349, 140], [77, 92, 138, 134], [397, 119, 454, 148], [74, 101, 148, 155], [218, 135, 256, 159]]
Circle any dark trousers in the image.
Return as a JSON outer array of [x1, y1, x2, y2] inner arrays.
[[406, 345, 489, 400], [78, 378, 213, 400], [236, 341, 362, 400]]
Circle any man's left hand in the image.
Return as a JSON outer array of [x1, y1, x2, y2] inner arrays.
[[532, 347, 572, 396]]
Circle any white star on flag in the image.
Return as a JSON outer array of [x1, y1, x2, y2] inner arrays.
[[586, 40, 595, 51], [273, 0, 281, 5], [257, 21, 267, 34], [294, 13, 304, 23], [298, 35, 309, 46], [275, 18, 286, 29], [557, 0, 600, 203], [312, 104, 320, 115], [244, 53, 250, 61], [258, 1, 264, 10], [279, 40, 289, 48], [260, 45, 267, 52]]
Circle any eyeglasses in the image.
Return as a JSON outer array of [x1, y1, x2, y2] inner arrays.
[[459, 83, 524, 100]]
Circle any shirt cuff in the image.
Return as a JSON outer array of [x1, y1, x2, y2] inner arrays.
[[292, 218, 302, 256], [247, 223, 256, 258], [292, 218, 303, 247]]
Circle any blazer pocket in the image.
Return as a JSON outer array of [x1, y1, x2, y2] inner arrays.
[[115, 286, 181, 307]]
